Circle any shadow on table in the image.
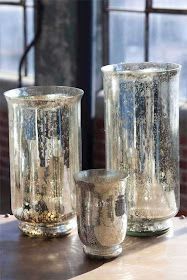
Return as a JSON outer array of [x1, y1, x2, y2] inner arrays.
[[1, 217, 187, 279], [0, 218, 105, 280]]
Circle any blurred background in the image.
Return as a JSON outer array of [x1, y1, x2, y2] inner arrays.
[[0, 0, 187, 215]]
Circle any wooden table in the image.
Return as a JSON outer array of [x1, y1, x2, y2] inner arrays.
[[0, 216, 187, 280]]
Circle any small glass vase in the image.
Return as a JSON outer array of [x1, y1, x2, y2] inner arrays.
[[4, 86, 83, 237], [74, 169, 128, 258], [102, 63, 181, 236]]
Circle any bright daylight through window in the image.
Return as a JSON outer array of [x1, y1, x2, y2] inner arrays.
[[108, 0, 187, 99]]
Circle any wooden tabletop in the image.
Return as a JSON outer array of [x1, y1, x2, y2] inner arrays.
[[0, 216, 187, 280]]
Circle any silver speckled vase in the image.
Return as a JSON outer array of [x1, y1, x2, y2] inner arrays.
[[4, 86, 83, 237], [74, 169, 128, 258], [102, 63, 181, 236]]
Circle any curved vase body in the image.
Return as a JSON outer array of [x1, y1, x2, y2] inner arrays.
[[102, 63, 181, 236], [4, 86, 83, 237]]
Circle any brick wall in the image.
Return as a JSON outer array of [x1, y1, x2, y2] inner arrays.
[[93, 118, 105, 168], [179, 103, 187, 215], [0, 82, 12, 213], [93, 91, 105, 169], [0, 80, 33, 213], [0, 109, 10, 213], [93, 93, 187, 215]]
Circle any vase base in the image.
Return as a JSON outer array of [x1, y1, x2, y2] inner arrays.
[[83, 245, 122, 259], [127, 219, 172, 237], [18, 217, 76, 237]]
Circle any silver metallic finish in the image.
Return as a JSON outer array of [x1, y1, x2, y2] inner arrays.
[[74, 169, 128, 258], [4, 86, 83, 237], [102, 63, 181, 236]]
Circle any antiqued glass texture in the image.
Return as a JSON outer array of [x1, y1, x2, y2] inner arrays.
[[74, 169, 127, 258], [102, 63, 181, 236], [4, 86, 83, 237]]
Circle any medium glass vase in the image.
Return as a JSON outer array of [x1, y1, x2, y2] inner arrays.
[[4, 86, 83, 237], [74, 169, 128, 258], [102, 63, 181, 236]]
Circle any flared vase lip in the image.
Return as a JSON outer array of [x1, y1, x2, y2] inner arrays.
[[4, 86, 84, 101], [74, 169, 128, 185], [101, 62, 182, 74]]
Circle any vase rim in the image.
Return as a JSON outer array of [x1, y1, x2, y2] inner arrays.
[[4, 86, 84, 101], [101, 62, 181, 74], [74, 169, 128, 185]]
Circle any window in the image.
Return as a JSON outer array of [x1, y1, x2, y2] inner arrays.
[[104, 0, 187, 99], [0, 0, 34, 81]]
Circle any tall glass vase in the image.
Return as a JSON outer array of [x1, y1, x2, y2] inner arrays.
[[102, 63, 181, 236], [4, 86, 83, 237]]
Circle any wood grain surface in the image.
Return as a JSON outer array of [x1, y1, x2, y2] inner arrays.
[[0, 215, 105, 280], [1, 216, 187, 280]]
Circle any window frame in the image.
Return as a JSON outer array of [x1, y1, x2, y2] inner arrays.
[[102, 0, 187, 64], [0, 0, 35, 83]]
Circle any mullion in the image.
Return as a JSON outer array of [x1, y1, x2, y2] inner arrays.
[[23, 0, 28, 76], [144, 0, 152, 61], [107, 8, 144, 13], [107, 8, 187, 14], [0, 1, 23, 6], [148, 8, 187, 15]]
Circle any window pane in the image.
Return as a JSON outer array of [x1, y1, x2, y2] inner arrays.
[[26, 0, 34, 5], [153, 0, 187, 9], [0, 6, 23, 74], [109, 12, 144, 64], [109, 0, 145, 10], [150, 14, 187, 99]]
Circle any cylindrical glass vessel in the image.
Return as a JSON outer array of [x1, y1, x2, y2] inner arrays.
[[4, 86, 83, 237], [102, 63, 181, 236], [74, 169, 128, 259]]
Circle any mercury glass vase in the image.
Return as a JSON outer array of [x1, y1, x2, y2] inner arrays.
[[102, 63, 181, 236], [4, 86, 83, 237], [74, 169, 128, 259]]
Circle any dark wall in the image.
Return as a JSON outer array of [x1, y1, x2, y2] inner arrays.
[[35, 0, 78, 86], [35, 0, 93, 169]]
